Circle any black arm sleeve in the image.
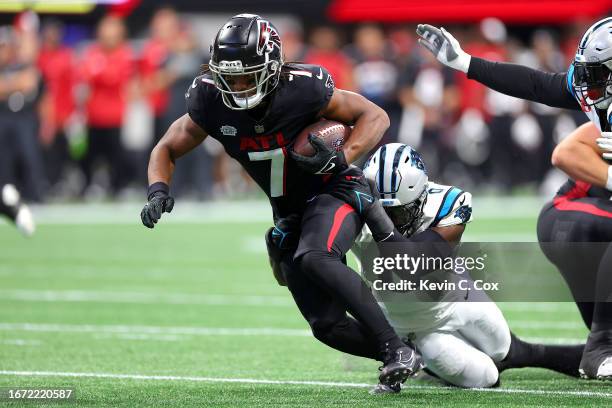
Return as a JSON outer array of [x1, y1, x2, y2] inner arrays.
[[467, 57, 580, 111]]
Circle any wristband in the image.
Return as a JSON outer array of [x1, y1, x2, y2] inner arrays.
[[607, 166, 612, 191], [147, 182, 169, 200]]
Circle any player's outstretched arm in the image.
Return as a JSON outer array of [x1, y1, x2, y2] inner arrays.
[[416, 24, 578, 110], [551, 122, 612, 189], [141, 114, 207, 229], [321, 88, 390, 163]]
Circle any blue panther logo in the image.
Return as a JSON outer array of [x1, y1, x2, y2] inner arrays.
[[455, 205, 472, 223], [410, 149, 426, 173]]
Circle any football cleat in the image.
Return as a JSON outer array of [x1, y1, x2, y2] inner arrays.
[[378, 345, 422, 386], [369, 382, 401, 395], [579, 329, 612, 380], [597, 356, 612, 379], [1, 184, 35, 237]]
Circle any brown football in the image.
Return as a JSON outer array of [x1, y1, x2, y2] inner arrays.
[[292, 120, 351, 157]]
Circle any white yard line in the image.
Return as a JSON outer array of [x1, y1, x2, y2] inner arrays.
[[0, 323, 312, 337], [0, 290, 583, 316], [0, 323, 586, 345], [0, 370, 610, 398], [0, 290, 294, 307], [1, 339, 42, 346], [499, 303, 578, 312], [0, 198, 542, 225], [509, 321, 585, 330]]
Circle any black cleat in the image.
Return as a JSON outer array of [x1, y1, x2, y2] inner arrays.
[[378, 345, 422, 386], [369, 382, 401, 395], [579, 329, 612, 380]]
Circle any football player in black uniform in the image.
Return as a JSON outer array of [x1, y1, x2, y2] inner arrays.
[[141, 14, 418, 387], [541, 121, 612, 379], [416, 19, 612, 379]]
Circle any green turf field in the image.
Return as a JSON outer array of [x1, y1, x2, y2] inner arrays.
[[0, 200, 607, 407]]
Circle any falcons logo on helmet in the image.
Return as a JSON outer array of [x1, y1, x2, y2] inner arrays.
[[257, 20, 281, 56]]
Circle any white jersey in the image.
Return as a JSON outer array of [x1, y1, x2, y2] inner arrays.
[[352, 182, 473, 333]]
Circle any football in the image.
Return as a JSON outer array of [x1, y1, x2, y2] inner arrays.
[[292, 120, 351, 156]]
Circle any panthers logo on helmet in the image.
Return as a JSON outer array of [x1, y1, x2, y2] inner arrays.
[[410, 149, 426, 173]]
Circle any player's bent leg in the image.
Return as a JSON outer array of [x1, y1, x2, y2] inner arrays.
[[295, 194, 419, 385], [537, 201, 598, 328], [581, 241, 612, 380], [415, 331, 499, 388], [454, 301, 511, 363], [282, 250, 381, 360]]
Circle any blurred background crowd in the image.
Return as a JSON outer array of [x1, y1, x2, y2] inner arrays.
[[0, 2, 603, 203]]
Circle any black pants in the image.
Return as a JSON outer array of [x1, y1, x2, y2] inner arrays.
[[81, 127, 128, 194], [0, 111, 46, 201], [279, 194, 401, 361], [537, 195, 612, 329]]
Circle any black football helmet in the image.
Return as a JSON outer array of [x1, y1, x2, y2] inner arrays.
[[209, 14, 283, 110]]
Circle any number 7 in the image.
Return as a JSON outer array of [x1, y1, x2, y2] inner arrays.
[[248, 147, 287, 197]]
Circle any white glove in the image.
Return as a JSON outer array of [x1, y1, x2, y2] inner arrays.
[[416, 24, 471, 73], [596, 131, 612, 160]]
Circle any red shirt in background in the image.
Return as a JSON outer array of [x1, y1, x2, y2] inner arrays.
[[81, 43, 134, 128], [459, 42, 507, 118], [303, 50, 354, 90], [38, 46, 75, 128], [140, 39, 169, 117]]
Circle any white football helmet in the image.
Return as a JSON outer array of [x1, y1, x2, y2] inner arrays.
[[572, 17, 612, 109], [363, 143, 428, 235]]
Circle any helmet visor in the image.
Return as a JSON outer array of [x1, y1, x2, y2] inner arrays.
[[209, 60, 279, 110], [573, 61, 612, 106], [383, 191, 427, 235]]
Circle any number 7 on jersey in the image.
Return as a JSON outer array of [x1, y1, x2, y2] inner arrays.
[[248, 148, 287, 197]]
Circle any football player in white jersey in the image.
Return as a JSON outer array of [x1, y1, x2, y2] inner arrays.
[[353, 143, 585, 391]]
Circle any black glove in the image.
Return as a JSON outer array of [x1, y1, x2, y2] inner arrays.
[[324, 166, 396, 241], [323, 166, 377, 214], [141, 182, 175, 229], [290, 134, 348, 175], [265, 214, 302, 286]]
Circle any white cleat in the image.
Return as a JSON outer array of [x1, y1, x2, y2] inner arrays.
[[2, 184, 35, 237], [597, 356, 612, 380], [15, 205, 35, 237]]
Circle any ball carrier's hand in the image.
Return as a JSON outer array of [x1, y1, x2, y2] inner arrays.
[[323, 166, 395, 241], [416, 24, 471, 73], [290, 134, 349, 175], [141, 182, 175, 228]]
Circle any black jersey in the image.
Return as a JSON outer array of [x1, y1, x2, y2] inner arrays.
[[186, 63, 335, 219]]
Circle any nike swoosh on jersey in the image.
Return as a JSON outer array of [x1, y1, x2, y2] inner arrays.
[[316, 68, 323, 80]]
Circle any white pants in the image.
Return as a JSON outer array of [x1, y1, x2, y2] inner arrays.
[[411, 302, 511, 388]]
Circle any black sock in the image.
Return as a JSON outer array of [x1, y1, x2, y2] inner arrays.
[[498, 332, 584, 377], [298, 250, 404, 357], [591, 244, 612, 332]]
